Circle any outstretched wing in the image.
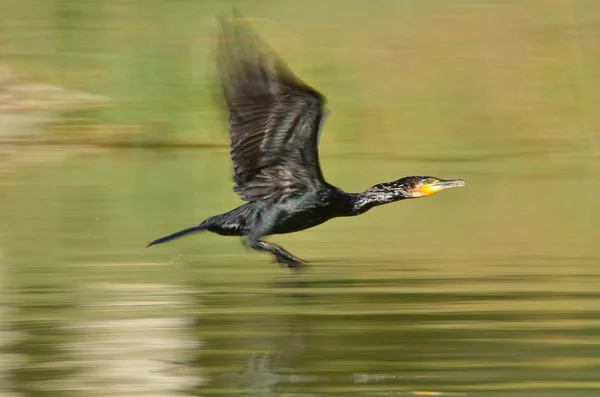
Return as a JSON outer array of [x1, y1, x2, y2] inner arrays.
[[217, 15, 328, 202]]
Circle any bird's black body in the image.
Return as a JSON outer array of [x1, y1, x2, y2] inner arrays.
[[147, 13, 465, 268], [207, 186, 352, 236]]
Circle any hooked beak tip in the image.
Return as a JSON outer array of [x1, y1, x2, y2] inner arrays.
[[434, 178, 465, 191]]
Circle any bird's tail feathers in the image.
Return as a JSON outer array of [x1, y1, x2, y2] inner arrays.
[[146, 223, 207, 247]]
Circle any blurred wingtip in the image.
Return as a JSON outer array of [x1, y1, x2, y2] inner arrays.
[[231, 5, 242, 19], [217, 6, 244, 24]]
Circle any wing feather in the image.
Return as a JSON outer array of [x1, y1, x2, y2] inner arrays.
[[218, 15, 328, 201]]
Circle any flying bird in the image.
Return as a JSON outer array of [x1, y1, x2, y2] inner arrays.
[[147, 14, 465, 268]]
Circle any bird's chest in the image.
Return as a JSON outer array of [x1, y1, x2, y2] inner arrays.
[[270, 194, 339, 235]]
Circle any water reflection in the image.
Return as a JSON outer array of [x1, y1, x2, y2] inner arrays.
[[189, 273, 600, 396], [66, 283, 199, 396], [2, 282, 200, 397], [2, 150, 600, 397]]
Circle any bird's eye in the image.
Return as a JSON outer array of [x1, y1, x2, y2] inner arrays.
[[425, 178, 434, 184]]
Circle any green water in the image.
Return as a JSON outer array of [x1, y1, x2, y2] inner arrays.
[[1, 149, 600, 396], [2, 0, 600, 395]]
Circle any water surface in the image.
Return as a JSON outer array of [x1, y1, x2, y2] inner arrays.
[[2, 0, 600, 395], [1, 148, 599, 397]]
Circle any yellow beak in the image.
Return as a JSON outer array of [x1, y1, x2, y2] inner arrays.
[[416, 179, 465, 197]]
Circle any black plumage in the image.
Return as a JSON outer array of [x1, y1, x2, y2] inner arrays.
[[148, 15, 465, 268], [217, 16, 327, 203]]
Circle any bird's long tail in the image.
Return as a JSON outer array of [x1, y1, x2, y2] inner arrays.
[[146, 223, 207, 247]]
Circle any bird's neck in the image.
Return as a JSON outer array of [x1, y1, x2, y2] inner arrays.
[[347, 187, 409, 215]]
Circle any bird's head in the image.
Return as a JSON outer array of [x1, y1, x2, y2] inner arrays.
[[367, 176, 465, 199], [401, 176, 466, 198], [353, 176, 465, 214]]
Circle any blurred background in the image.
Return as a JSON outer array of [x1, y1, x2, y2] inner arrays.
[[1, 0, 600, 396]]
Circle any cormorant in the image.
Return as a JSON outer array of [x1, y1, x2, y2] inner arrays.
[[148, 15, 465, 268]]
